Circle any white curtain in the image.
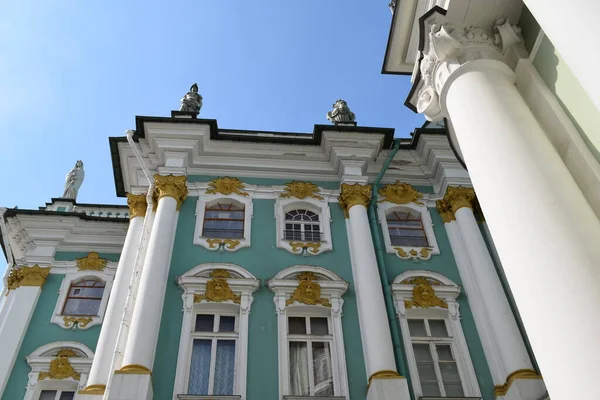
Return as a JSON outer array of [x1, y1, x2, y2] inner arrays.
[[289, 342, 309, 395]]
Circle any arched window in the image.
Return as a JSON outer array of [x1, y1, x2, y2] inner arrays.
[[386, 210, 429, 247], [284, 209, 321, 242], [202, 202, 245, 239], [62, 279, 105, 316]]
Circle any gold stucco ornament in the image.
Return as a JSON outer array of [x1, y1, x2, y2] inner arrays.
[[394, 247, 432, 260], [435, 199, 455, 223], [154, 174, 188, 210], [63, 316, 93, 329], [38, 349, 80, 381], [403, 277, 447, 309], [289, 242, 321, 255], [443, 186, 475, 213], [206, 177, 249, 197], [7, 265, 51, 290], [494, 369, 543, 396], [280, 181, 324, 200], [194, 269, 241, 304], [338, 183, 372, 217], [126, 193, 147, 219], [378, 181, 423, 205], [206, 238, 240, 250], [76, 252, 107, 271], [286, 272, 331, 307]]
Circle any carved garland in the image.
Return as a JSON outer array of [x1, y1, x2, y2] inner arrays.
[[38, 349, 80, 381], [76, 252, 107, 271], [280, 181, 324, 200], [194, 269, 241, 304], [286, 272, 331, 307], [403, 277, 447, 309], [206, 177, 249, 197]]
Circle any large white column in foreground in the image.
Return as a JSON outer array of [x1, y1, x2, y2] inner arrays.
[[339, 183, 410, 400], [0, 265, 50, 397], [79, 194, 147, 397], [107, 175, 187, 400], [522, 0, 600, 112]]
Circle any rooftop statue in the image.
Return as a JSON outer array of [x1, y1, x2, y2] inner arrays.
[[179, 83, 203, 115], [326, 99, 356, 125], [62, 160, 85, 200]]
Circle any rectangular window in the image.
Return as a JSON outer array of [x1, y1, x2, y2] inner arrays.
[[188, 313, 238, 396], [387, 211, 429, 247], [62, 279, 105, 316], [202, 203, 245, 239], [287, 316, 334, 396], [39, 391, 75, 400], [408, 318, 464, 397]]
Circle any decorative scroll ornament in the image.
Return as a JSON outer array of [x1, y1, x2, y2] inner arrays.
[[38, 349, 80, 381], [194, 269, 241, 304], [338, 183, 372, 217], [7, 265, 50, 290], [286, 272, 331, 307], [280, 181, 324, 200], [403, 277, 447, 309], [395, 247, 432, 261], [289, 242, 321, 255], [378, 181, 423, 205], [443, 186, 475, 213], [494, 369, 543, 396], [63, 316, 93, 329], [154, 174, 188, 210], [435, 199, 455, 223], [126, 193, 147, 219], [206, 177, 249, 197], [206, 239, 240, 251], [76, 252, 107, 271]]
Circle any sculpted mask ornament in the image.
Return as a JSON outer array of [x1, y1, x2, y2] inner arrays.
[[76, 251, 107, 271], [378, 181, 423, 205], [326, 99, 356, 125], [280, 181, 324, 200], [7, 265, 50, 290], [126, 193, 147, 219], [338, 183, 372, 217], [38, 349, 80, 381], [206, 177, 249, 197], [403, 277, 447, 309], [194, 269, 241, 304], [286, 272, 331, 307], [154, 174, 188, 210], [179, 83, 203, 115]]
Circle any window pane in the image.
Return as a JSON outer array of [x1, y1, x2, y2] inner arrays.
[[288, 317, 307, 334], [312, 342, 334, 396], [69, 286, 104, 298], [219, 316, 235, 332], [444, 383, 465, 397], [195, 315, 215, 332], [310, 318, 329, 335], [188, 339, 211, 395], [436, 344, 454, 361], [413, 343, 433, 361], [429, 320, 448, 337], [289, 342, 309, 396], [63, 298, 101, 316], [413, 343, 440, 396], [408, 320, 427, 337], [214, 340, 236, 395], [59, 392, 75, 400], [421, 382, 441, 397], [39, 391, 57, 400]]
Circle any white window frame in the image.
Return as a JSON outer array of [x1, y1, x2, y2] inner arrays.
[[275, 198, 332, 255], [24, 341, 94, 400], [392, 271, 481, 399], [50, 271, 113, 330], [173, 263, 259, 400], [267, 265, 349, 400], [377, 202, 439, 260], [194, 195, 253, 252]]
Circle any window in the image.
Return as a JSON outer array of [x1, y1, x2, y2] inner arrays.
[[284, 209, 321, 242], [38, 390, 75, 400], [202, 202, 245, 239], [386, 210, 429, 247], [62, 279, 105, 316], [188, 313, 238, 396]]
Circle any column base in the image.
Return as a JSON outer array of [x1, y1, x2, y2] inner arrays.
[[494, 370, 547, 400], [107, 366, 153, 400], [366, 376, 411, 400]]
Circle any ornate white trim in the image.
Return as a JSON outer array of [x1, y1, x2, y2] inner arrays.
[[391, 271, 481, 398], [24, 341, 94, 400], [267, 265, 349, 399], [50, 271, 114, 330], [173, 263, 259, 400], [193, 194, 253, 252], [274, 198, 333, 255], [377, 202, 439, 260]]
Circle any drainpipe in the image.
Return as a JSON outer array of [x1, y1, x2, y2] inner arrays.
[[367, 138, 413, 386]]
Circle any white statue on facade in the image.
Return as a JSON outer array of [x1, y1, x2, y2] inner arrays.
[[62, 160, 85, 200], [327, 99, 356, 125], [179, 83, 203, 115]]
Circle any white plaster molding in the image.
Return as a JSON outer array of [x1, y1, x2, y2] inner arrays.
[[50, 271, 114, 330]]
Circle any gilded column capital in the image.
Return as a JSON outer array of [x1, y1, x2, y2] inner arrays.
[[7, 265, 51, 290], [443, 186, 476, 213], [338, 183, 372, 217], [153, 174, 188, 210], [435, 199, 455, 223], [126, 193, 147, 219]]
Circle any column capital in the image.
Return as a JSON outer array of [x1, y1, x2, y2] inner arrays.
[[7, 265, 51, 290], [153, 174, 188, 210], [444, 186, 476, 213], [338, 183, 372, 217], [435, 199, 455, 223], [126, 193, 147, 219]]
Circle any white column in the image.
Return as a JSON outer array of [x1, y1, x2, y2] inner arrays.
[[440, 59, 600, 400], [0, 266, 50, 397], [339, 184, 410, 400], [79, 194, 146, 397], [522, 0, 600, 112], [108, 175, 186, 400]]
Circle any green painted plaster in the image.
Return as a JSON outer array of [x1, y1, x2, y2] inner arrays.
[[153, 198, 367, 399], [2, 274, 101, 400], [187, 175, 342, 190], [54, 251, 121, 262]]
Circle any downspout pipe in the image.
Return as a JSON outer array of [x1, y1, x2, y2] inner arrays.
[[367, 138, 412, 383]]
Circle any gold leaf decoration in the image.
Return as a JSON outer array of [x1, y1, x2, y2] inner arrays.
[[154, 174, 188, 210], [394, 247, 432, 260], [286, 272, 331, 307], [63, 316, 93, 329], [126, 193, 147, 219], [206, 238, 240, 250], [338, 183, 372, 217], [435, 199, 455, 223], [289, 242, 321, 254], [76, 252, 107, 271], [206, 177, 248, 197], [7, 265, 50, 290], [404, 277, 447, 309], [280, 181, 324, 200], [378, 181, 424, 205], [38, 349, 80, 381], [494, 369, 543, 396], [194, 269, 241, 304], [443, 186, 475, 213]]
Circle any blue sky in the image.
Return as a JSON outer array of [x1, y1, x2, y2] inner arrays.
[[0, 1, 423, 271]]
